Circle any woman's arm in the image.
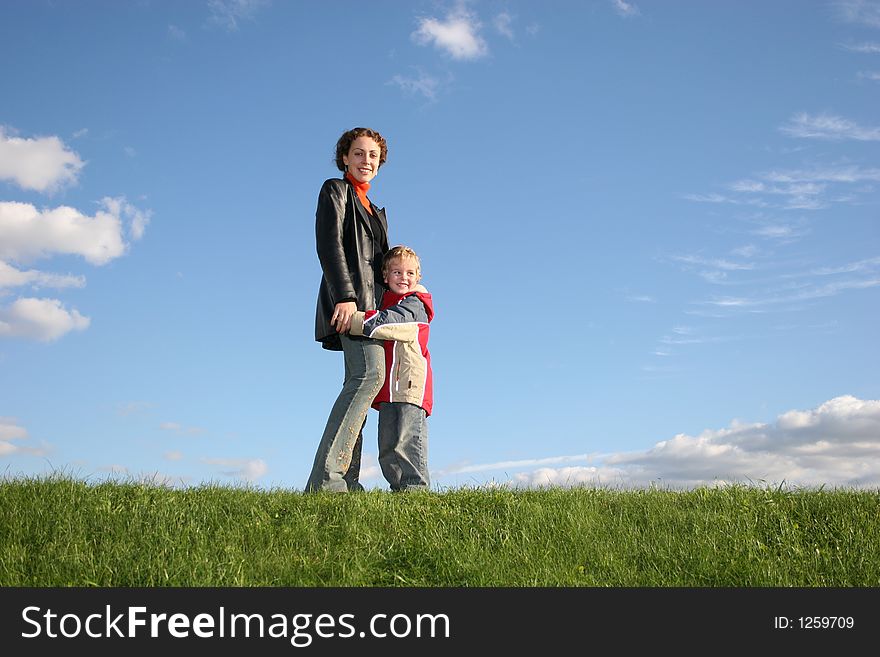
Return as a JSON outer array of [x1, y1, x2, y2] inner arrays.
[[315, 179, 357, 333], [349, 294, 428, 342]]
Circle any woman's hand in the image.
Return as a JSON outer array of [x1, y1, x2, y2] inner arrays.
[[331, 301, 358, 334]]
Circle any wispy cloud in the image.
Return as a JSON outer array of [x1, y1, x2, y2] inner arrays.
[[412, 4, 488, 60], [840, 41, 880, 52], [436, 452, 597, 478], [687, 164, 880, 212], [702, 274, 880, 309], [0, 261, 85, 291], [207, 0, 270, 32], [160, 422, 205, 436], [0, 126, 85, 193], [683, 192, 770, 208], [118, 401, 153, 416], [834, 0, 880, 28], [611, 0, 641, 18], [506, 396, 880, 489], [808, 255, 880, 276], [388, 69, 450, 102], [494, 12, 515, 40], [670, 254, 755, 272], [763, 165, 880, 184], [748, 220, 810, 242], [664, 252, 759, 286], [167, 25, 187, 41], [202, 457, 267, 482], [780, 112, 880, 141], [658, 331, 738, 346]]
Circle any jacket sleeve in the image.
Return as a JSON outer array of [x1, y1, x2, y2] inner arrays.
[[350, 295, 427, 343], [315, 179, 356, 303]]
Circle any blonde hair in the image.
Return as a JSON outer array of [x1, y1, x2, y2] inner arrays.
[[382, 245, 421, 277]]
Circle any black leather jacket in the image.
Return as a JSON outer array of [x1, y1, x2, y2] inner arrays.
[[314, 177, 389, 351]]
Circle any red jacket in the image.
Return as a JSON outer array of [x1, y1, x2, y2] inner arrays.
[[350, 288, 434, 415]]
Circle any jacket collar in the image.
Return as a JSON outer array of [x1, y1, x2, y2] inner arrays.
[[345, 176, 388, 240]]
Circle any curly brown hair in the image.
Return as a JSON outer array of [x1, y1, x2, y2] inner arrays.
[[334, 127, 388, 172]]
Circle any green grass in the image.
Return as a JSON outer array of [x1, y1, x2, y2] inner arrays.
[[2, 475, 878, 586]]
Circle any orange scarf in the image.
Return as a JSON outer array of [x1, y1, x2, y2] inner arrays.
[[345, 172, 373, 215]]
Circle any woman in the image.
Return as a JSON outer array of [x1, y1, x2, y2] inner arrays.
[[306, 127, 390, 492]]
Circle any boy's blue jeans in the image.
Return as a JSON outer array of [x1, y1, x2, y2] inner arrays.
[[378, 401, 430, 491], [306, 334, 385, 492]]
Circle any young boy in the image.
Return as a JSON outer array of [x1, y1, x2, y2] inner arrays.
[[349, 245, 434, 491]]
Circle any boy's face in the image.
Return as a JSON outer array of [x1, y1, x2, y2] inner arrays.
[[384, 257, 421, 295]]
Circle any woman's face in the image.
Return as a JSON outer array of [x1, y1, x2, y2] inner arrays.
[[343, 136, 382, 184]]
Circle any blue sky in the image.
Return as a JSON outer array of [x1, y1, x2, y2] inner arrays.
[[1, 0, 878, 491]]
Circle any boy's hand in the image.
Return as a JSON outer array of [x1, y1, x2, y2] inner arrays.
[[331, 301, 357, 334]]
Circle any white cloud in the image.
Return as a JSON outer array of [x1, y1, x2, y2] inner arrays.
[[357, 452, 382, 482], [0, 417, 28, 441], [207, 0, 270, 32], [780, 112, 880, 141], [412, 5, 488, 60], [0, 197, 148, 266], [858, 70, 880, 80], [202, 457, 268, 482], [0, 126, 86, 193], [611, 0, 640, 18], [0, 260, 85, 291], [0, 417, 50, 457], [0, 297, 90, 342], [508, 396, 880, 489]]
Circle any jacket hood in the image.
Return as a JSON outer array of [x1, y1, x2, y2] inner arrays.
[[414, 291, 434, 322], [382, 289, 434, 322]]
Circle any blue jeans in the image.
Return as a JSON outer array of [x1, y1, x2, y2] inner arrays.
[[378, 401, 430, 491], [306, 334, 385, 492]]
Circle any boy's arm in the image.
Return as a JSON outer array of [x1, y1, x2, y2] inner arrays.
[[350, 294, 427, 343]]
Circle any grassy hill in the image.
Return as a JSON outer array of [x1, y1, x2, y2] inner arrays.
[[2, 476, 878, 586]]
